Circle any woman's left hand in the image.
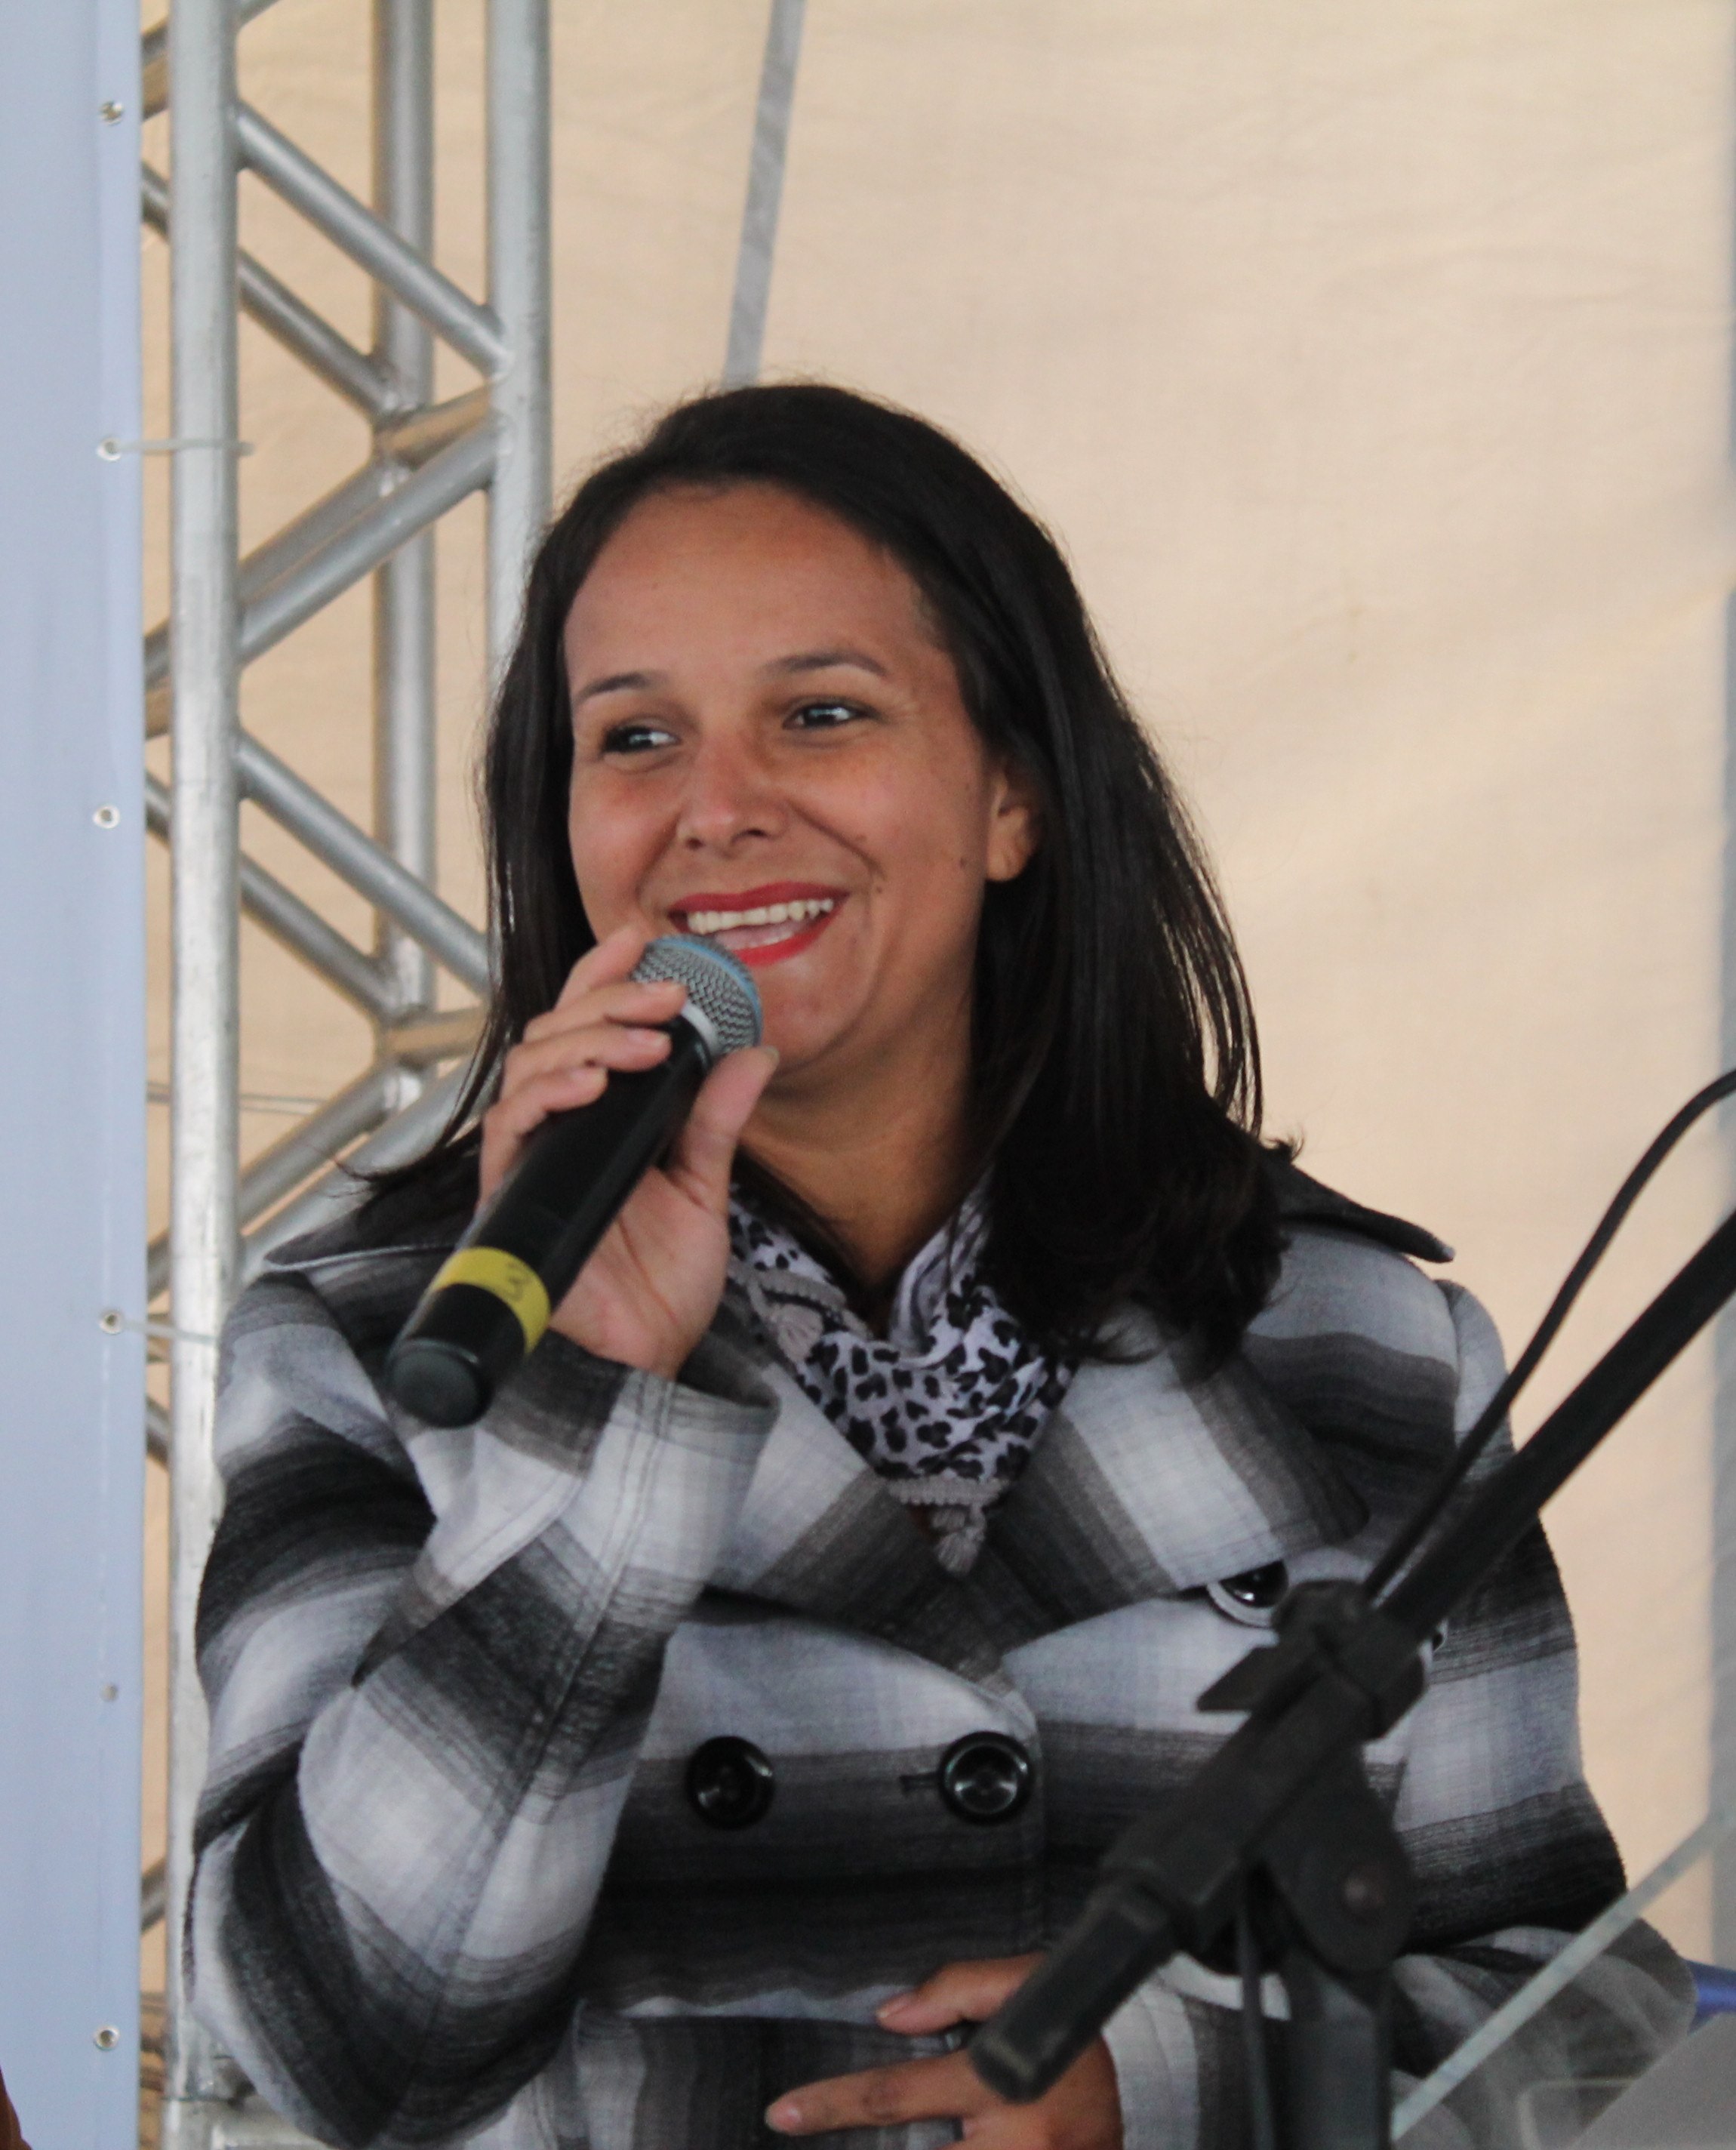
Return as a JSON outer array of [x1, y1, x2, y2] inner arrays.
[[765, 1956, 1123, 2146]]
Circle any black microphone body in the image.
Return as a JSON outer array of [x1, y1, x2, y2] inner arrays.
[[386, 938, 761, 1428]]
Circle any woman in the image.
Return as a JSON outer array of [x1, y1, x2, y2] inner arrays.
[[189, 386, 1688, 2149]]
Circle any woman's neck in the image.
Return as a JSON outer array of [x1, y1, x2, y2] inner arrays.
[[742, 1024, 977, 1293]]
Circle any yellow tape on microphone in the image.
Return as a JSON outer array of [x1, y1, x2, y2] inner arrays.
[[429, 1246, 551, 1354]]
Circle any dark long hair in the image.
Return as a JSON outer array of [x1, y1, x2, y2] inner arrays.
[[385, 383, 1283, 1363]]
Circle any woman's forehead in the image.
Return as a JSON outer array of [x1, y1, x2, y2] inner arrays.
[[563, 484, 934, 667]]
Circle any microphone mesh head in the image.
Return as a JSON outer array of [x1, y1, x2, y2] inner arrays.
[[631, 935, 763, 1061]]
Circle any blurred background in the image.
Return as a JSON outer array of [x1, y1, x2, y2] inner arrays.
[[116, 0, 1736, 2131]]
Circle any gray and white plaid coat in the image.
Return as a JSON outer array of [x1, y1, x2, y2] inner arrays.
[[189, 1162, 1691, 2149]]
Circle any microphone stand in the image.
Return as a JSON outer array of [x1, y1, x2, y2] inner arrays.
[[970, 1203, 1736, 2149]]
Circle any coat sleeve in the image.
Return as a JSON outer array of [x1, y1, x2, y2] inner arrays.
[[187, 1259, 778, 2150], [1098, 1280, 1695, 2150]]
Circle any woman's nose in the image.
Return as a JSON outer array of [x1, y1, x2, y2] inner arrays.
[[675, 734, 786, 851]]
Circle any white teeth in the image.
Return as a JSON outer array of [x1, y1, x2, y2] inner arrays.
[[683, 897, 836, 936]]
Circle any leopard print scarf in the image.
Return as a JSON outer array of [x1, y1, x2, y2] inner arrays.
[[728, 1191, 1075, 1575]]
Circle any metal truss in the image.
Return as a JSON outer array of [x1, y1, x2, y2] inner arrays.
[[144, 2, 548, 2143], [142, 2, 805, 2141]]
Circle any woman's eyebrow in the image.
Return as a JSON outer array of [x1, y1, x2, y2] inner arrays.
[[763, 648, 891, 680], [572, 650, 888, 706], [571, 667, 666, 707]]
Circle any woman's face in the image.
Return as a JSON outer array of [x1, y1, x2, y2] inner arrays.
[[562, 482, 1037, 1091]]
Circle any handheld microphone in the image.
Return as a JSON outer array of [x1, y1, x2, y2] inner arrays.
[[384, 936, 762, 1428]]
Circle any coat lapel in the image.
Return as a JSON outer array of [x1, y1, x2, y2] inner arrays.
[[710, 1358, 1014, 1696], [967, 1312, 1368, 1651]]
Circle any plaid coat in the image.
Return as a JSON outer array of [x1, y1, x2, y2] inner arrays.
[[189, 1161, 1691, 2149]]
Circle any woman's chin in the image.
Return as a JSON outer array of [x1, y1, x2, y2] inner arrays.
[[749, 996, 865, 1088]]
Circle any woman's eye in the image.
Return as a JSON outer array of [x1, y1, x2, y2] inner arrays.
[[599, 719, 678, 756], [788, 699, 863, 732]]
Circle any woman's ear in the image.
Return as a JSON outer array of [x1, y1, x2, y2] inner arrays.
[[984, 756, 1042, 883]]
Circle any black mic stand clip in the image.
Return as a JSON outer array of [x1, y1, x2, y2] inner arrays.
[[1191, 1584, 1421, 2150]]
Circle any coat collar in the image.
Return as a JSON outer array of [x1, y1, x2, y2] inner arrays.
[[713, 1306, 1368, 1679]]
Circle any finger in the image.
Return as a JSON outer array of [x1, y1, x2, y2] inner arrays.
[[765, 2053, 996, 2136], [501, 1021, 673, 1096], [663, 1047, 778, 1215], [483, 1063, 611, 1139], [877, 1956, 1044, 2035], [522, 975, 685, 1046], [487, 1064, 610, 1138], [553, 923, 653, 1008], [478, 1064, 611, 1200]]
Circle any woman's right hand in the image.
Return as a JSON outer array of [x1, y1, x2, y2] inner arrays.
[[477, 924, 777, 1381]]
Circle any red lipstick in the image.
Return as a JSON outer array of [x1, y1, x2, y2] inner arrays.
[[669, 882, 846, 970]]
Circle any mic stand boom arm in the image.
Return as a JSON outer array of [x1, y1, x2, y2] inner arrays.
[[969, 1203, 1736, 2145]]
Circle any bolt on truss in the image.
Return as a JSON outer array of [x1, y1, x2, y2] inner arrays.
[[144, 4, 549, 2145]]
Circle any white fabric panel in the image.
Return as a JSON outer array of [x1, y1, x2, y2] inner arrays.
[[764, 0, 1736, 1954], [140, 0, 1736, 1954]]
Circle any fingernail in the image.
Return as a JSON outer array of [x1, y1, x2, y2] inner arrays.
[[759, 1045, 780, 1068], [876, 1994, 916, 2023], [765, 2100, 799, 2131]]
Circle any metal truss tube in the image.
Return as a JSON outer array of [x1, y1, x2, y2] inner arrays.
[[235, 1062, 398, 1220], [377, 387, 494, 470], [141, 20, 168, 118], [237, 104, 505, 375], [485, 0, 552, 675], [241, 1061, 470, 1283], [147, 1064, 402, 1302], [237, 736, 491, 993], [147, 463, 402, 723], [232, 460, 400, 609], [235, 251, 399, 418], [386, 1006, 484, 1067], [143, 163, 397, 420], [143, 0, 285, 122], [146, 772, 398, 1019], [374, 0, 438, 1024], [238, 857, 399, 1018], [236, 423, 496, 673], [142, 1859, 165, 1934], [146, 436, 483, 724], [165, 0, 243, 2125]]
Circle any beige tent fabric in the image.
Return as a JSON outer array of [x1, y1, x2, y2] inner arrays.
[[141, 0, 1736, 1969]]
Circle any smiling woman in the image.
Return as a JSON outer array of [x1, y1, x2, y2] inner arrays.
[[554, 478, 1042, 1307], [183, 387, 1691, 2150]]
